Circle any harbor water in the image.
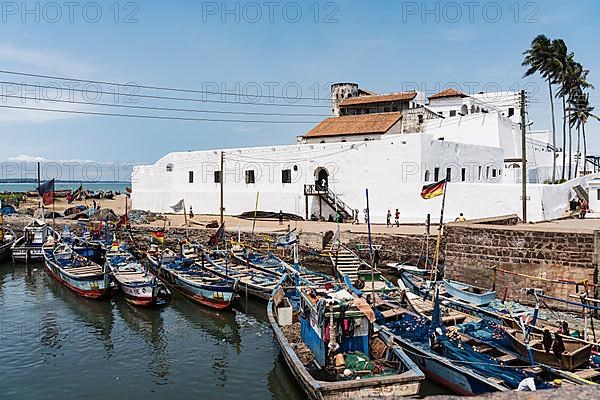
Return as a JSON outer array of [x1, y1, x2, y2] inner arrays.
[[0, 260, 448, 399], [0, 260, 304, 399]]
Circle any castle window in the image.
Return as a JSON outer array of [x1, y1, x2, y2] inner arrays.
[[166, 163, 173, 172], [446, 168, 452, 182], [478, 166, 482, 180], [424, 170, 431, 182], [434, 167, 440, 181], [449, 110, 457, 117], [508, 107, 515, 117], [418, 114, 424, 124], [188, 171, 194, 183], [461, 168, 466, 182], [282, 169, 291, 184], [214, 171, 222, 183], [245, 170, 255, 184]]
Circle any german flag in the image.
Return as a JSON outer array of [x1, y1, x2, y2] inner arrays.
[[150, 230, 165, 243], [421, 179, 446, 199]]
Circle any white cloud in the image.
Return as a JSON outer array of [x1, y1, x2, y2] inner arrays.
[[8, 154, 48, 162], [0, 43, 98, 76]]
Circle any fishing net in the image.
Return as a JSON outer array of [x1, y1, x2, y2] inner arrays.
[[385, 315, 529, 389]]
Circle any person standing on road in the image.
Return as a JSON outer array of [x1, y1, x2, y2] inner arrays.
[[386, 209, 392, 227], [395, 209, 400, 227]]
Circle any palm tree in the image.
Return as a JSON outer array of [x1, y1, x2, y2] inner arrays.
[[562, 62, 593, 178], [570, 93, 600, 175], [523, 35, 559, 182], [551, 40, 572, 180]]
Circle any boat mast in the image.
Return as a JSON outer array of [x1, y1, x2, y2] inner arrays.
[[366, 188, 375, 304]]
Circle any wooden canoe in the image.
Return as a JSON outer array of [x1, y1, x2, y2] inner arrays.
[[506, 329, 592, 371]]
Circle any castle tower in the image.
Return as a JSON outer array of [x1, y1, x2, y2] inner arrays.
[[331, 82, 359, 116]]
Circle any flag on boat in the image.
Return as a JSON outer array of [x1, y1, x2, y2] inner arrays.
[[208, 223, 225, 246], [150, 230, 165, 243], [275, 229, 297, 247], [420, 179, 446, 199], [72, 184, 83, 198], [171, 199, 185, 213], [36, 179, 55, 206]]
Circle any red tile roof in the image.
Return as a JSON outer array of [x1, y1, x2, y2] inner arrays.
[[303, 112, 402, 138], [428, 88, 468, 100], [339, 92, 417, 107]]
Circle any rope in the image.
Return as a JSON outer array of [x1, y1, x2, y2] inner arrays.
[[483, 265, 600, 288]]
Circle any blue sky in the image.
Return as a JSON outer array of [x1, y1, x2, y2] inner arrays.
[[0, 0, 599, 170]]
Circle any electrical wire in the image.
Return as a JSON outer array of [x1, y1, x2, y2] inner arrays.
[[0, 69, 336, 102], [0, 104, 320, 123]]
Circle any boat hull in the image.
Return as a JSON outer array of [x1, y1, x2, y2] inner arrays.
[[443, 279, 496, 306], [44, 255, 109, 299], [382, 330, 506, 396], [12, 243, 45, 262], [114, 280, 167, 307], [147, 256, 236, 310], [0, 239, 14, 261]]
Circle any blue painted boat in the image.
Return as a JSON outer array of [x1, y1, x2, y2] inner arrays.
[[443, 279, 496, 306], [268, 280, 424, 399], [231, 244, 333, 287], [146, 247, 237, 310], [43, 242, 110, 299]]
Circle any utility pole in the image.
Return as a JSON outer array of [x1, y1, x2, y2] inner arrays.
[[520, 90, 527, 223], [220, 151, 224, 225]]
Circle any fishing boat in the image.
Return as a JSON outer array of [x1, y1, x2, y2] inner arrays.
[[146, 245, 237, 310], [106, 244, 170, 306], [231, 243, 333, 287], [443, 279, 496, 306], [268, 280, 424, 399], [11, 219, 52, 262], [506, 329, 592, 371], [43, 241, 110, 299], [0, 215, 15, 262], [204, 249, 280, 301]]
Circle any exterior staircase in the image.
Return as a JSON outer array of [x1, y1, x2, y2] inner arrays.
[[304, 184, 354, 221], [327, 242, 364, 283]]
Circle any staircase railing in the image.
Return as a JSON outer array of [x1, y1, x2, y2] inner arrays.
[[304, 184, 354, 219]]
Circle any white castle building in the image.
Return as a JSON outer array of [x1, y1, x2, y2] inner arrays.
[[132, 83, 598, 223]]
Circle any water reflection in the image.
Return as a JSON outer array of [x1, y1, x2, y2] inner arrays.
[[116, 299, 170, 382], [45, 275, 115, 358]]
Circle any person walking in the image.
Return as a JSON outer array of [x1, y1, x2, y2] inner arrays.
[[386, 209, 392, 227], [363, 208, 368, 224], [394, 209, 400, 227], [278, 210, 284, 225], [353, 209, 359, 225], [579, 199, 588, 219], [189, 206, 194, 219]]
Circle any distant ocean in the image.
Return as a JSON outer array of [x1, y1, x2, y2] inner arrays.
[[0, 182, 130, 193]]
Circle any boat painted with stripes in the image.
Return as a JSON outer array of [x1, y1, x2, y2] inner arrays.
[[106, 244, 170, 306], [43, 242, 110, 299], [146, 246, 237, 310]]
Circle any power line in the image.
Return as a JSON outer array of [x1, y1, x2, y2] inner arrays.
[[0, 79, 329, 108], [0, 104, 321, 123], [0, 93, 328, 117], [0, 69, 333, 102]]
